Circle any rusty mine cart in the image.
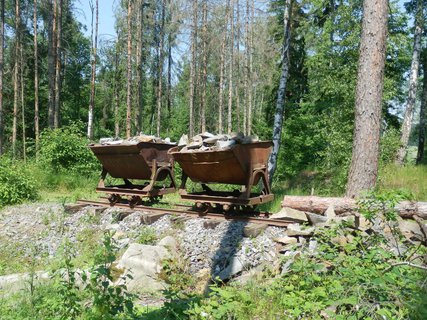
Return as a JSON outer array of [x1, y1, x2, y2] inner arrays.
[[169, 141, 274, 212], [89, 142, 177, 206]]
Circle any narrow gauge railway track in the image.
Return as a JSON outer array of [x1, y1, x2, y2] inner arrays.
[[76, 199, 295, 228]]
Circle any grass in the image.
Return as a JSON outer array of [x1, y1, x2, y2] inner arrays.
[[379, 164, 427, 200]]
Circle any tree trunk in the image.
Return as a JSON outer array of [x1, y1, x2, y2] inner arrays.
[[247, 0, 254, 135], [227, 0, 234, 134], [135, 0, 144, 133], [34, 0, 39, 156], [244, 0, 253, 136], [87, 0, 98, 139], [282, 195, 427, 219], [156, 0, 165, 137], [417, 49, 427, 164], [126, 0, 132, 139], [114, 38, 121, 138], [218, 2, 229, 134], [267, 0, 292, 182], [200, 0, 207, 133], [12, 0, 20, 159], [166, 0, 172, 131], [345, 0, 388, 198], [189, 0, 198, 138], [0, 0, 4, 155], [48, 0, 56, 129], [20, 35, 26, 162], [54, 0, 62, 128], [396, 0, 423, 165]]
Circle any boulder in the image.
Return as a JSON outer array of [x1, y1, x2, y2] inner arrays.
[[218, 256, 246, 280], [324, 205, 336, 219], [158, 236, 178, 251], [203, 219, 222, 229], [115, 243, 170, 293], [141, 212, 167, 225], [270, 207, 308, 222], [64, 203, 87, 214], [243, 223, 267, 238], [398, 219, 424, 241], [356, 215, 372, 231], [274, 236, 298, 245], [287, 223, 314, 236], [0, 271, 50, 295], [305, 212, 328, 227]]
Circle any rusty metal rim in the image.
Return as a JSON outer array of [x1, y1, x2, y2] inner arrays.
[[76, 199, 294, 227]]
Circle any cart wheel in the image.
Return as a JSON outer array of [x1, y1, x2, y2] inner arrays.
[[223, 204, 235, 213], [195, 202, 211, 214], [108, 194, 121, 205], [129, 196, 141, 208]]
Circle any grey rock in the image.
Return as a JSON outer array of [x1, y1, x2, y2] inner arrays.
[[274, 236, 298, 245], [271, 207, 308, 222], [287, 224, 314, 236], [216, 139, 236, 149], [0, 271, 50, 294], [178, 134, 189, 147], [158, 236, 178, 251], [115, 243, 170, 292], [305, 212, 328, 226], [218, 256, 246, 280], [398, 219, 424, 240], [64, 204, 87, 214], [324, 205, 336, 219], [243, 223, 267, 238]]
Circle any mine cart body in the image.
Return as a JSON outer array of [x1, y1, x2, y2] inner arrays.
[[169, 141, 274, 210], [89, 142, 176, 204]]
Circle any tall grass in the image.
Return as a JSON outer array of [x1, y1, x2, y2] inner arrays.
[[378, 164, 427, 201]]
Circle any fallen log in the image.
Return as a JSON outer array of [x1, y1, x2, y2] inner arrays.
[[282, 195, 427, 219]]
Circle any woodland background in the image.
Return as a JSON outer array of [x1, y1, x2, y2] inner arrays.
[[0, 0, 425, 197]]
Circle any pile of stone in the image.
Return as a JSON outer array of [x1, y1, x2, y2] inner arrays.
[[98, 133, 174, 146], [177, 131, 260, 152]]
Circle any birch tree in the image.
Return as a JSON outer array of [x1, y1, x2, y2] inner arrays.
[[189, 0, 198, 138], [396, 0, 423, 165], [267, 0, 292, 182], [54, 0, 63, 128], [156, 0, 165, 137], [126, 0, 132, 138], [346, 0, 388, 198], [227, 0, 234, 134], [34, 0, 39, 155], [87, 0, 98, 139]]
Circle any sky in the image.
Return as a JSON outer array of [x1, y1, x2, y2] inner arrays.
[[75, 0, 117, 41], [75, 0, 409, 42]]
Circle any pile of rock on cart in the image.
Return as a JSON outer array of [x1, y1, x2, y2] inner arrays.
[[90, 131, 273, 211]]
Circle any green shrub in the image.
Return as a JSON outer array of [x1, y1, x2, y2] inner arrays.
[[185, 226, 427, 320], [380, 127, 401, 165], [0, 158, 39, 207], [136, 226, 158, 245], [38, 124, 99, 174]]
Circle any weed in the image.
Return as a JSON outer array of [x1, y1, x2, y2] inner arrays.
[[136, 226, 158, 245]]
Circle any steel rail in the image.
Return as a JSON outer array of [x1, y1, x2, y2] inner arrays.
[[76, 199, 295, 227]]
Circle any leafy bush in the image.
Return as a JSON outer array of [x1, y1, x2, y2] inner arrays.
[[184, 226, 427, 320], [137, 226, 158, 245], [0, 158, 39, 207], [380, 127, 401, 165], [38, 124, 99, 174], [0, 232, 135, 320]]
